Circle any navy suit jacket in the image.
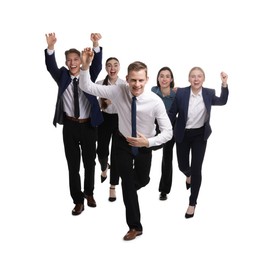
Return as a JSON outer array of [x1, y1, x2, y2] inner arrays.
[[44, 48, 103, 127], [168, 86, 229, 143]]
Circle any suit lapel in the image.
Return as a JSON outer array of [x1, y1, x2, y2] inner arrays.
[[202, 88, 210, 113], [184, 87, 191, 121]]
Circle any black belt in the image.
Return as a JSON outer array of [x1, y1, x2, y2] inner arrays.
[[185, 126, 204, 132], [66, 115, 90, 123]]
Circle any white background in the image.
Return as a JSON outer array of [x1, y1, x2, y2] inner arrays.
[[1, 0, 259, 259]]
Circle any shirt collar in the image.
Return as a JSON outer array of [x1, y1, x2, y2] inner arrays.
[[71, 75, 79, 80], [190, 88, 202, 97]]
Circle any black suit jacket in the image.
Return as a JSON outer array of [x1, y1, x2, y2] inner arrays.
[[44, 48, 103, 127]]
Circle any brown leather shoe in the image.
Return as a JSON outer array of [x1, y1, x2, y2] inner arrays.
[[85, 195, 96, 207], [123, 229, 142, 241], [72, 203, 84, 215]]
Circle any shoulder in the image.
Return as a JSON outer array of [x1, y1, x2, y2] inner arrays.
[[117, 78, 127, 85], [145, 91, 163, 103], [170, 89, 176, 98], [174, 87, 190, 101], [176, 86, 190, 94], [202, 87, 215, 95], [151, 86, 159, 93]]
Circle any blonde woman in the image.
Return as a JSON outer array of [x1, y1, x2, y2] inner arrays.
[[169, 67, 229, 218]]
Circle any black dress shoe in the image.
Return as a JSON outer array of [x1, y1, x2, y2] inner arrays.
[[123, 229, 142, 241], [84, 195, 97, 207], [159, 192, 167, 201], [72, 203, 84, 215]]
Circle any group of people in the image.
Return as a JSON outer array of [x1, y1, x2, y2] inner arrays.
[[44, 33, 229, 241]]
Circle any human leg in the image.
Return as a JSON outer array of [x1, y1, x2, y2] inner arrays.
[[176, 137, 192, 189], [80, 122, 97, 207], [63, 120, 84, 211], [114, 133, 143, 233], [159, 137, 175, 197]]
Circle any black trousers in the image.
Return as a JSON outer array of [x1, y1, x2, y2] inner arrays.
[[63, 118, 97, 204], [96, 112, 119, 185], [159, 135, 175, 194], [176, 127, 207, 206], [114, 132, 152, 231]]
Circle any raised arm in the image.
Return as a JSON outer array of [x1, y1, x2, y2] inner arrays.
[[211, 71, 229, 105], [89, 33, 102, 82]]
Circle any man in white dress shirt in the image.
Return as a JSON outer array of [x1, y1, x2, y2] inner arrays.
[[79, 47, 172, 241]]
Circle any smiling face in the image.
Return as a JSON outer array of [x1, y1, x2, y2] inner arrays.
[[158, 69, 173, 90], [65, 49, 81, 76], [126, 69, 148, 97], [126, 61, 149, 97], [106, 58, 120, 82], [188, 67, 205, 94]]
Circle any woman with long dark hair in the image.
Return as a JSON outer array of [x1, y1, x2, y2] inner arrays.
[[96, 57, 126, 202]]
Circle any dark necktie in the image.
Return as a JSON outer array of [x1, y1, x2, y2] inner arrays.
[[73, 78, 80, 118], [131, 96, 138, 156]]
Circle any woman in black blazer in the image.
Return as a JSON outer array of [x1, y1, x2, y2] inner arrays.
[[168, 67, 229, 218]]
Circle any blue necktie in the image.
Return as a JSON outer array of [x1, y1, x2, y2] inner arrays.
[[131, 96, 138, 156], [73, 78, 80, 118]]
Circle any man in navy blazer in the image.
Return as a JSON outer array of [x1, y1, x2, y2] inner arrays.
[[168, 67, 229, 218], [44, 33, 103, 215]]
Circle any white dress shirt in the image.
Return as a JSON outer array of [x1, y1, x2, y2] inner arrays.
[[63, 76, 91, 119], [79, 69, 173, 147], [96, 77, 126, 114], [186, 89, 208, 129]]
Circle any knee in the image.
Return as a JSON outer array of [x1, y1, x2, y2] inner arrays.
[[179, 166, 191, 177], [135, 177, 150, 190]]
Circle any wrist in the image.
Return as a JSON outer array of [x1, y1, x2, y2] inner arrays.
[[81, 65, 89, 71]]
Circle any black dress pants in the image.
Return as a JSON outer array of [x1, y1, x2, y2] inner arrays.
[[97, 112, 119, 185], [63, 118, 97, 204], [159, 135, 175, 194], [176, 127, 207, 206], [114, 132, 152, 231]]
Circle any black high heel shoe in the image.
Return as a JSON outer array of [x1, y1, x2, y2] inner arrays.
[[108, 187, 116, 202], [185, 212, 194, 218], [101, 163, 110, 183], [185, 205, 196, 219], [101, 175, 107, 183]]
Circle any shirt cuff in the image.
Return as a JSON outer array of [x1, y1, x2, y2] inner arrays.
[[93, 46, 100, 53]]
